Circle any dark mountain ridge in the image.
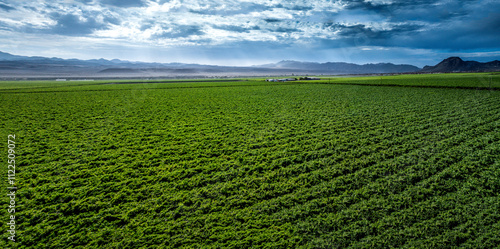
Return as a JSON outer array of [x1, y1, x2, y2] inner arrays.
[[420, 57, 500, 73]]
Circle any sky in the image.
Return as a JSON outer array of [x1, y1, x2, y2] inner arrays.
[[0, 0, 499, 67]]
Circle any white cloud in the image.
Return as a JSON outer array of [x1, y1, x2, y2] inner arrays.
[[0, 0, 361, 46]]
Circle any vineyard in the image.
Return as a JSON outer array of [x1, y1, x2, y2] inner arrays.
[[1, 73, 499, 248]]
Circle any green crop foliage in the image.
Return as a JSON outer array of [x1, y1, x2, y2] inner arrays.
[[0, 73, 499, 248], [328, 72, 500, 89]]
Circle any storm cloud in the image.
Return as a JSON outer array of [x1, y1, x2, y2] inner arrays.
[[46, 12, 109, 36], [0, 2, 15, 11]]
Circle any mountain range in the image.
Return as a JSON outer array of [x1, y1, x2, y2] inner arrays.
[[259, 60, 419, 74], [420, 57, 500, 73], [0, 51, 498, 79]]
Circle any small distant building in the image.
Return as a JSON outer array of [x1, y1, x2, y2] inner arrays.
[[267, 78, 297, 82]]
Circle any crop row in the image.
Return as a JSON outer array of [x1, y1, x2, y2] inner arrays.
[[1, 81, 499, 248]]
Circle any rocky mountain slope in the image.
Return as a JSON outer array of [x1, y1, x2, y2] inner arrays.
[[420, 57, 500, 73]]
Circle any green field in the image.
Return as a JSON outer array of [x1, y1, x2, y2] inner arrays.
[[331, 72, 500, 89], [1, 73, 500, 248]]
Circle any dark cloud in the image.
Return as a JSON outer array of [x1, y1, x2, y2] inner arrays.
[[140, 22, 153, 31], [264, 18, 282, 23], [288, 5, 313, 11], [343, 0, 476, 23], [390, 1, 474, 22], [270, 27, 300, 33], [316, 22, 425, 49], [212, 24, 260, 33], [100, 0, 147, 8], [274, 4, 313, 11], [22, 5, 39, 12], [0, 20, 13, 31], [313, 0, 500, 52], [390, 18, 500, 50], [324, 22, 421, 39], [472, 13, 500, 35], [316, 11, 500, 52], [344, 0, 437, 14], [153, 25, 204, 39], [46, 12, 108, 36], [103, 15, 121, 26], [0, 2, 15, 11], [262, 18, 301, 34], [386, 0, 500, 51], [140, 21, 205, 38]]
